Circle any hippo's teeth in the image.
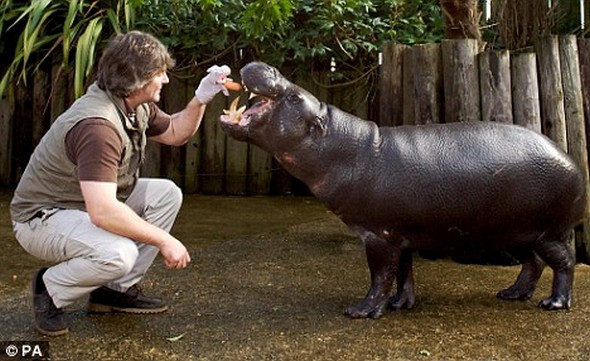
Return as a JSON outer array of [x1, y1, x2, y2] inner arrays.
[[249, 92, 258, 100], [223, 97, 245, 123]]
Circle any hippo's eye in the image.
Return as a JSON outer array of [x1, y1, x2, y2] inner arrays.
[[287, 94, 301, 104]]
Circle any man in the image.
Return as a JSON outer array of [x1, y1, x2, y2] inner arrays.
[[10, 31, 231, 336]]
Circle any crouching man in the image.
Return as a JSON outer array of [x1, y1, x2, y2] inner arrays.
[[10, 31, 231, 336]]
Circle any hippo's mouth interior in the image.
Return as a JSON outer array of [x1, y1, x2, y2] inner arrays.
[[220, 90, 273, 127]]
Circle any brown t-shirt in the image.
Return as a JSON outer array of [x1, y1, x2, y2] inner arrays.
[[65, 103, 170, 182]]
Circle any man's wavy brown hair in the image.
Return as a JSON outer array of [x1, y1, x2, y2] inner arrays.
[[97, 31, 176, 98]]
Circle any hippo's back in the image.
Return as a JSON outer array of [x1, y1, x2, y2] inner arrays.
[[340, 121, 585, 247]]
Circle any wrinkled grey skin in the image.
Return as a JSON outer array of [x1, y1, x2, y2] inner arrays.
[[220, 61, 586, 319]]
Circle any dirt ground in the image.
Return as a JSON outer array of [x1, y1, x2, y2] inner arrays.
[[1, 188, 590, 361]]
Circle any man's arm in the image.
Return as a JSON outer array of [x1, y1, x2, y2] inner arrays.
[[149, 96, 206, 146], [150, 65, 231, 146], [80, 181, 191, 269]]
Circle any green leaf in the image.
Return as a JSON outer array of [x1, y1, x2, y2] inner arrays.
[[62, 0, 79, 65], [74, 17, 103, 97]]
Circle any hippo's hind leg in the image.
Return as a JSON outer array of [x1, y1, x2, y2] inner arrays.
[[534, 231, 575, 310], [389, 250, 416, 310], [345, 231, 400, 319], [497, 250, 545, 301]]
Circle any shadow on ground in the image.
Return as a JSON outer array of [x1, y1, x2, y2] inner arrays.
[[1, 189, 590, 360]]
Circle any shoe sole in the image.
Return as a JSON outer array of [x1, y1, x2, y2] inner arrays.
[[87, 302, 168, 314], [36, 325, 69, 337]]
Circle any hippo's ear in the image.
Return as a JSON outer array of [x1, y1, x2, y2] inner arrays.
[[308, 116, 328, 138]]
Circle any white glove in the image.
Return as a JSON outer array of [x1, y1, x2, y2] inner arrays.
[[194, 65, 231, 104]]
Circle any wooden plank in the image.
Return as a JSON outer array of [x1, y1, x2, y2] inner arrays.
[[248, 144, 272, 195], [510, 53, 542, 132], [402, 47, 415, 125], [479, 50, 513, 123], [559, 35, 590, 259], [141, 141, 162, 177], [225, 94, 249, 195], [183, 75, 202, 194], [13, 84, 32, 178], [199, 93, 227, 194], [441, 39, 481, 123], [160, 75, 186, 186], [413, 43, 443, 125], [349, 73, 369, 120], [32, 71, 49, 146], [0, 85, 14, 185], [183, 131, 201, 194], [379, 43, 408, 126], [579, 38, 590, 158], [50, 63, 69, 124], [536, 35, 567, 150]]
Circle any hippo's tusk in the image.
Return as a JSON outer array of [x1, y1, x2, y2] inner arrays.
[[223, 97, 246, 123]]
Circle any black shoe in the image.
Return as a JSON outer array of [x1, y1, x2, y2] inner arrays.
[[32, 268, 69, 336], [87, 285, 168, 314]]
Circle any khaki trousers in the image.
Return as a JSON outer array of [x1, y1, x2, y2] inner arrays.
[[13, 178, 183, 309]]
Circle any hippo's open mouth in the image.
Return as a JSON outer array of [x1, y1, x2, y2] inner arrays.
[[219, 62, 285, 129], [219, 89, 274, 128]]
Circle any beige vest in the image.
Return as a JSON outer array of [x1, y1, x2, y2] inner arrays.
[[10, 83, 150, 222]]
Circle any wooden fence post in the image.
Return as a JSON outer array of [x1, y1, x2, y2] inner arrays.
[[479, 50, 513, 123], [200, 95, 227, 194], [441, 39, 481, 123], [580, 38, 590, 151], [32, 71, 49, 147], [225, 94, 249, 195], [559, 35, 590, 259], [412, 44, 443, 125], [248, 145, 272, 195], [161, 75, 188, 187], [50, 63, 69, 124], [536, 35, 568, 150], [402, 47, 415, 125], [510, 53, 542, 132], [379, 43, 408, 126], [0, 85, 14, 185], [184, 75, 201, 193]]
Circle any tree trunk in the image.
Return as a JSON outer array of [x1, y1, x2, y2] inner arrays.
[[439, 0, 482, 43]]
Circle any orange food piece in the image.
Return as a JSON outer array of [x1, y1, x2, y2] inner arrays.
[[224, 81, 242, 91]]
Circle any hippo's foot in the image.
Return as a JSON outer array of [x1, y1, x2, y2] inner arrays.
[[388, 291, 415, 310], [344, 297, 390, 319], [496, 285, 534, 301], [538, 295, 571, 310]]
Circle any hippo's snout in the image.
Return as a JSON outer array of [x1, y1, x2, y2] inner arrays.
[[240, 62, 285, 99]]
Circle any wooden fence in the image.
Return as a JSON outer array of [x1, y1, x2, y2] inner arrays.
[[148, 68, 375, 196], [380, 35, 590, 261], [2, 36, 590, 258], [0, 62, 376, 196]]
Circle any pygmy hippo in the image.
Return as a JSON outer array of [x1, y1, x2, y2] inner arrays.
[[219, 61, 586, 319]]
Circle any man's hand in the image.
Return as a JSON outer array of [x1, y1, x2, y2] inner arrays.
[[194, 65, 232, 104], [80, 181, 191, 270], [160, 238, 191, 269]]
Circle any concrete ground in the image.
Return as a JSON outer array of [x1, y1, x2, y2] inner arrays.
[[1, 189, 590, 360]]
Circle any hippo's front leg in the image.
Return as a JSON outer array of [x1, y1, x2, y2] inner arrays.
[[345, 230, 400, 319]]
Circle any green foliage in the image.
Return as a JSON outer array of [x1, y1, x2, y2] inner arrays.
[[0, 0, 444, 98], [135, 0, 444, 75], [0, 0, 139, 98]]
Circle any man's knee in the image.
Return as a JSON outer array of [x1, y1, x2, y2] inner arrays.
[[159, 179, 183, 208], [98, 241, 139, 279]]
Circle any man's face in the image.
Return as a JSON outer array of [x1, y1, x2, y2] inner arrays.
[[137, 70, 169, 103]]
